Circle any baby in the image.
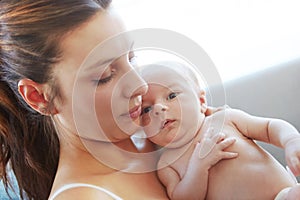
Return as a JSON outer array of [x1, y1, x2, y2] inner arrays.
[[139, 61, 300, 200]]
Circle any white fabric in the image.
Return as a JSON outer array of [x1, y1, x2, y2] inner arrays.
[[49, 183, 123, 200], [274, 187, 291, 200]]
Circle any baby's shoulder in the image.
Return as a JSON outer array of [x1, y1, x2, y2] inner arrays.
[[204, 108, 248, 130], [209, 107, 245, 119]]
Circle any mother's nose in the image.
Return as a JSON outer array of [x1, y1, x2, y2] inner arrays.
[[122, 68, 148, 98]]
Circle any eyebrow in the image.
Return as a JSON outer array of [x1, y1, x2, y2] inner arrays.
[[166, 83, 179, 90], [84, 57, 115, 71], [83, 41, 135, 72]]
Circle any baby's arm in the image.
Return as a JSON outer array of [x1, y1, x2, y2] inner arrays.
[[158, 132, 237, 200], [228, 109, 300, 176]]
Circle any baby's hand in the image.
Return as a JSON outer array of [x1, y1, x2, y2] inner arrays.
[[205, 105, 230, 116], [193, 129, 238, 169], [285, 136, 300, 177]]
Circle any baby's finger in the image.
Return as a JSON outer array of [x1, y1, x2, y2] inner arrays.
[[288, 157, 300, 177], [218, 137, 236, 150], [221, 151, 238, 159], [211, 132, 226, 143], [198, 138, 215, 159]]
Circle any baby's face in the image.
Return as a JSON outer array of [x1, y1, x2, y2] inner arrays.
[[140, 66, 204, 148]]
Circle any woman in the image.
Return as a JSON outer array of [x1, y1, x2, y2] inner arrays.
[[0, 0, 224, 199], [0, 0, 169, 199]]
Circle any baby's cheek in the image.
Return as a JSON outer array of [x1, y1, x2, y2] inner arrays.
[[140, 115, 151, 127], [181, 101, 202, 127], [142, 116, 162, 138]]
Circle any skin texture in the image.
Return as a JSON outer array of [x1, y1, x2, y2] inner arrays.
[[140, 64, 300, 200]]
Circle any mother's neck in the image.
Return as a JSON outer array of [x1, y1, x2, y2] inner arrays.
[[59, 134, 159, 174]]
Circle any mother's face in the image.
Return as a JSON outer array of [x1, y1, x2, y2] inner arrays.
[[52, 10, 147, 142]]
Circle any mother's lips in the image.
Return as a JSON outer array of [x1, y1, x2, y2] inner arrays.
[[129, 105, 142, 119]]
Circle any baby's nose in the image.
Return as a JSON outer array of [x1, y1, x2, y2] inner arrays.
[[153, 104, 167, 116]]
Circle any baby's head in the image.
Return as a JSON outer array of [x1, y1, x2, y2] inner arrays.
[[139, 61, 207, 148]]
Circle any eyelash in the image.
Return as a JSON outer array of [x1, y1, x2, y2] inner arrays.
[[129, 55, 137, 65], [96, 75, 113, 85], [141, 106, 152, 115], [167, 92, 178, 100], [95, 68, 116, 86], [94, 53, 136, 86]]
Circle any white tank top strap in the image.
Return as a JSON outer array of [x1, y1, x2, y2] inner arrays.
[[49, 183, 123, 200]]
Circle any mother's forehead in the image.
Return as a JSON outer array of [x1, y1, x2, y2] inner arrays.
[[141, 64, 188, 80], [57, 10, 127, 71]]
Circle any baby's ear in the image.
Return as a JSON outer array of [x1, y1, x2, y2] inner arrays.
[[198, 89, 207, 113]]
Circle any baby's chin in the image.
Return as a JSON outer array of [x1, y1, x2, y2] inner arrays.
[[146, 133, 178, 148]]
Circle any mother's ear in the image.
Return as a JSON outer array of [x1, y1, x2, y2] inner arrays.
[[18, 79, 57, 115]]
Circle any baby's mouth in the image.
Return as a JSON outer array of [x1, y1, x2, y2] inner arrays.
[[162, 119, 176, 129]]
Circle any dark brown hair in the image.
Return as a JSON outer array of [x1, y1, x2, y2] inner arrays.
[[0, 0, 112, 199]]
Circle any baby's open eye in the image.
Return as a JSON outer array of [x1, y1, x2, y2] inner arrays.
[[167, 92, 178, 100], [141, 106, 152, 115]]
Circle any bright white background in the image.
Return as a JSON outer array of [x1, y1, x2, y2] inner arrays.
[[113, 0, 300, 82]]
